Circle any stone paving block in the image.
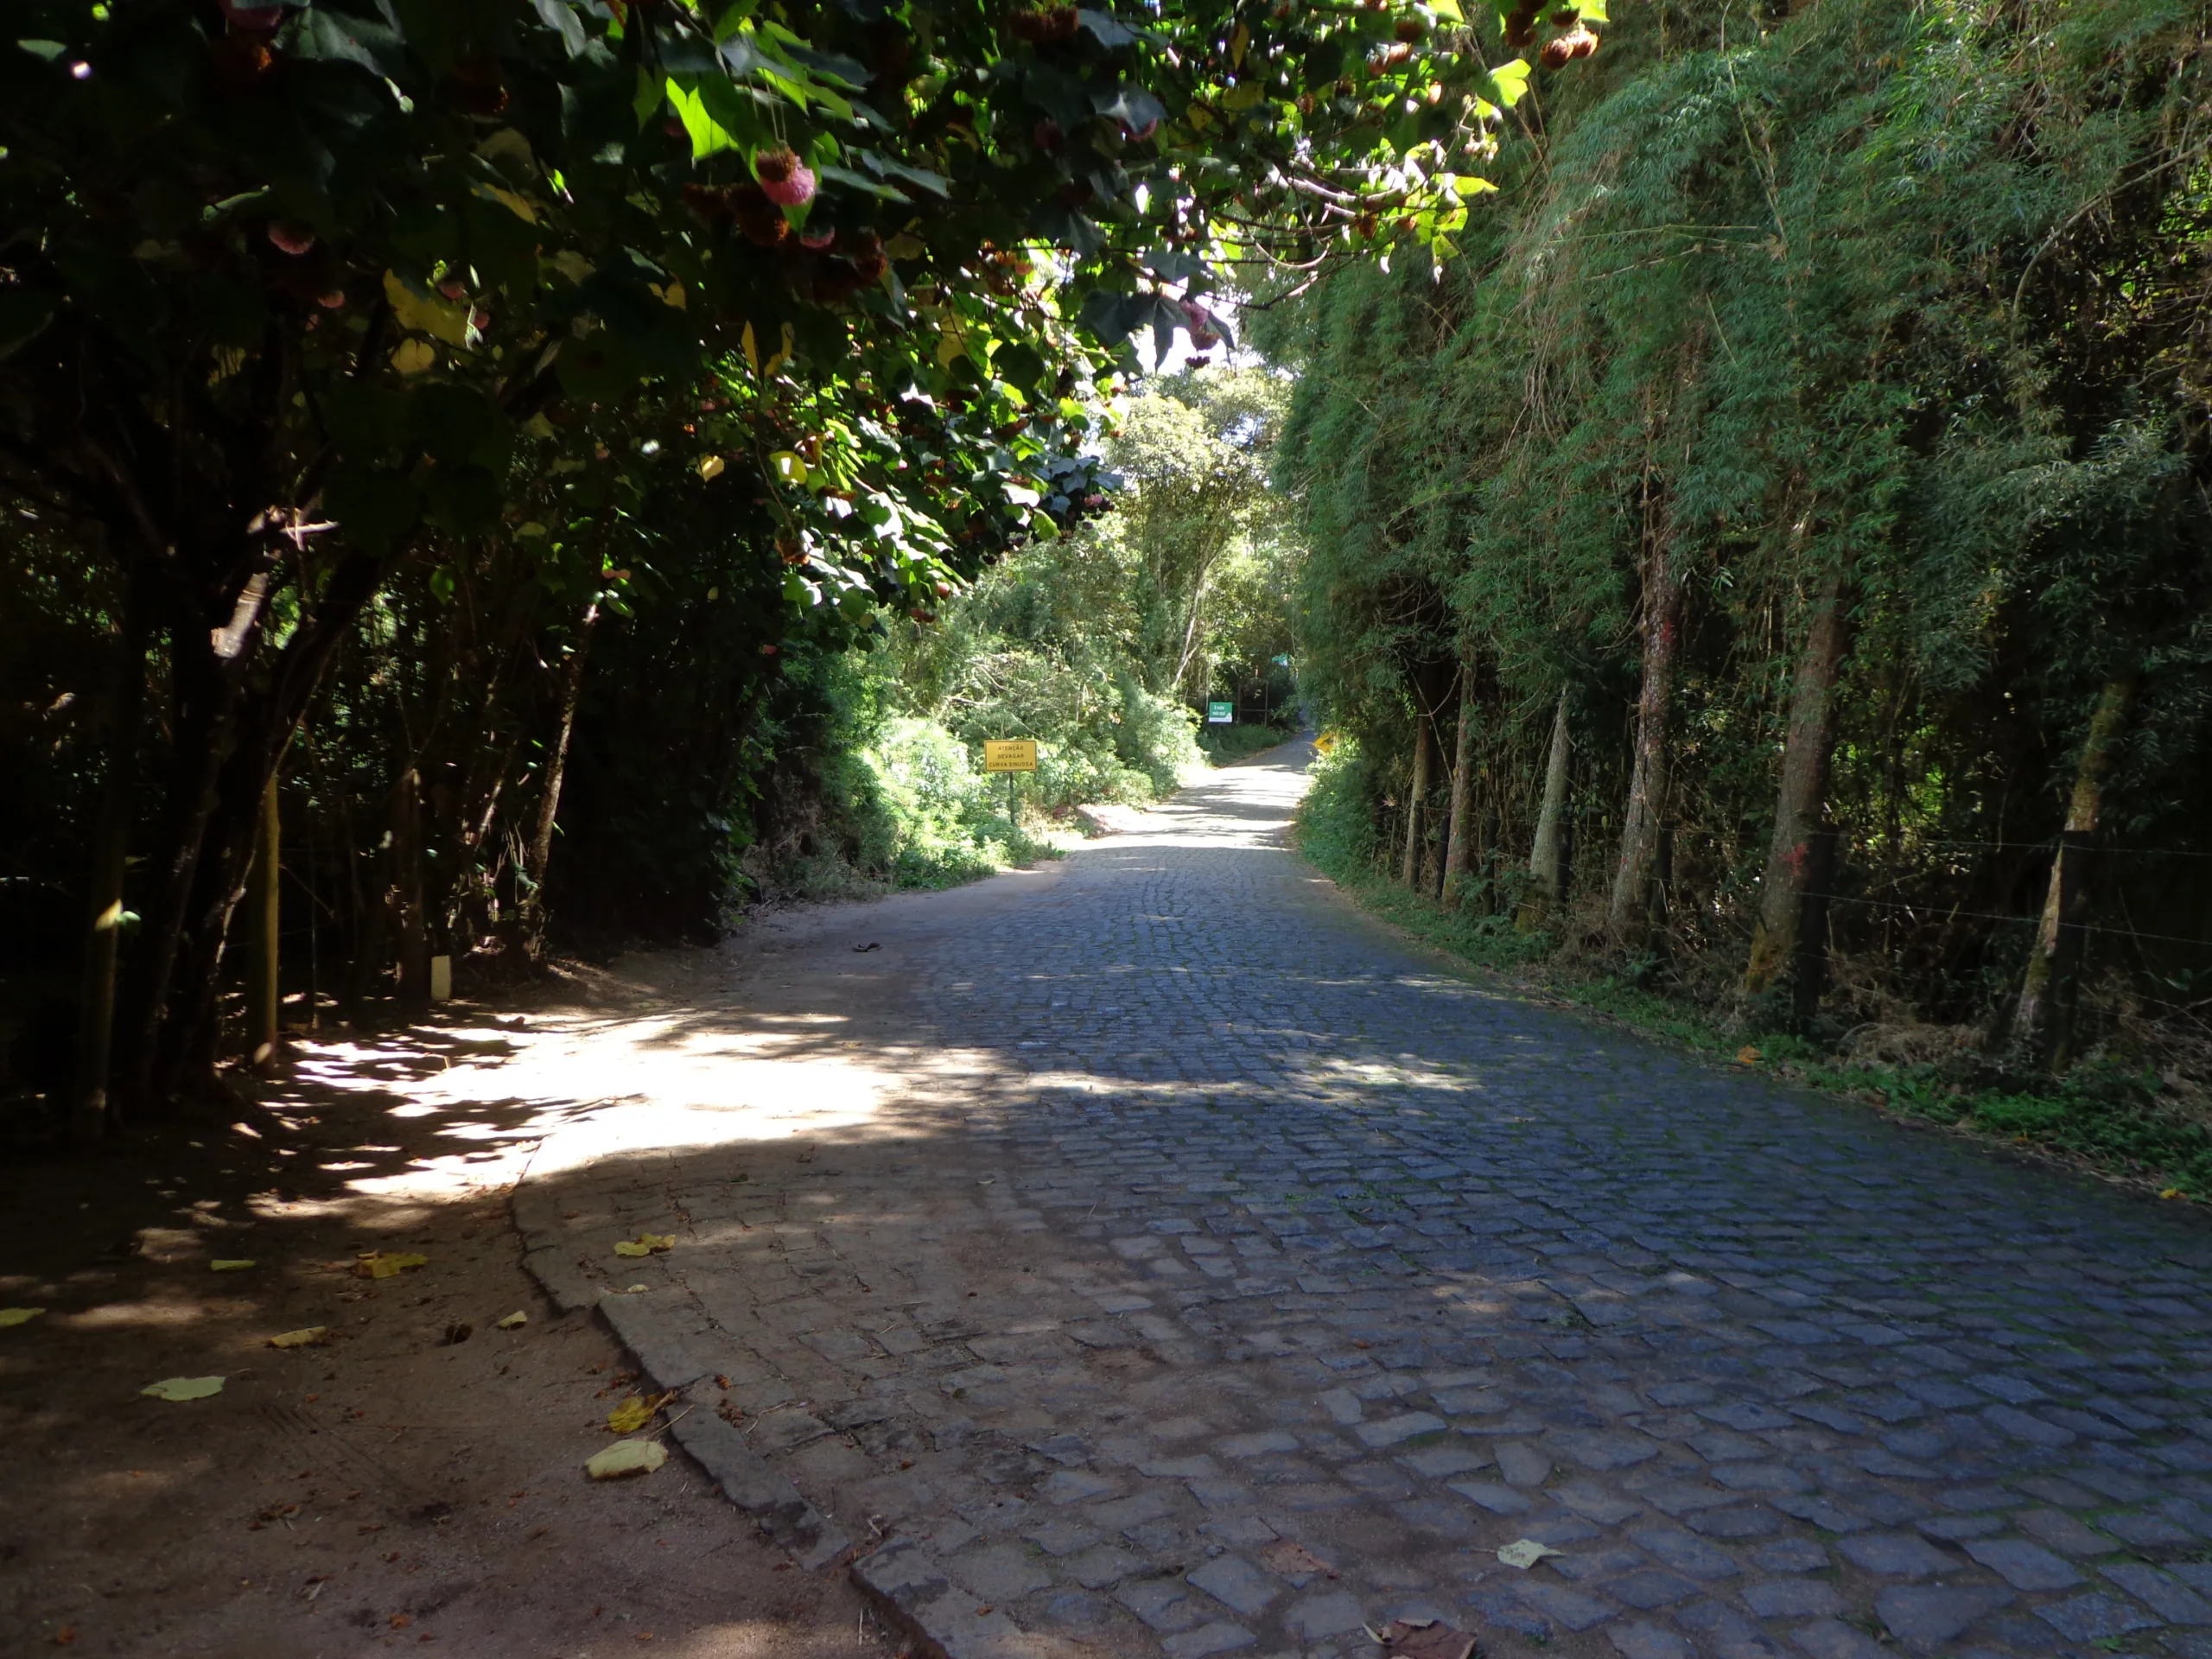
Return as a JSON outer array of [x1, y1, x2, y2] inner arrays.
[[1962, 1535, 2085, 1590], [1605, 1568, 1700, 1610], [1874, 1586, 2016, 1651], [1497, 1443, 1553, 1488], [1611, 1619, 1694, 1659], [1447, 1479, 1534, 1515], [1064, 1544, 1144, 1588], [1160, 1620, 1258, 1658], [1515, 1580, 1618, 1631], [1676, 1597, 1787, 1659], [2104, 1563, 2212, 1625], [1187, 1554, 1283, 1617], [1745, 1580, 1847, 1618], [1284, 1588, 1368, 1639], [2037, 1591, 2164, 1643], [1835, 1531, 1958, 1579], [2103, 1510, 2200, 1548], [1789, 1618, 1890, 1659], [1039, 1469, 1118, 1506], [1357, 1412, 1447, 1449], [948, 1542, 1053, 1602], [1116, 1575, 1208, 1634]]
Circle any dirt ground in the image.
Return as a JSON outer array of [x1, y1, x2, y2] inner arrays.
[[0, 963, 900, 1658]]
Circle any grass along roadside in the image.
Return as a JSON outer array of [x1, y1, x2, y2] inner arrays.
[[1300, 848, 2212, 1210]]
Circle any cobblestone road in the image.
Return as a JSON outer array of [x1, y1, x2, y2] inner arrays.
[[516, 746, 2212, 1659]]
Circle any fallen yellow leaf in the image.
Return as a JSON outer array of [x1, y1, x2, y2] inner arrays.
[[2161, 1187, 2187, 1200], [0, 1308, 45, 1328], [268, 1326, 328, 1349], [586, 1439, 667, 1480], [606, 1390, 675, 1434], [142, 1376, 226, 1402], [496, 1311, 528, 1330], [1735, 1046, 1762, 1065], [353, 1252, 429, 1281], [210, 1259, 256, 1272], [613, 1235, 674, 1258], [1497, 1538, 1563, 1569]]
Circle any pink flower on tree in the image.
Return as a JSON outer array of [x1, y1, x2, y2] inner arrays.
[[754, 147, 817, 207]]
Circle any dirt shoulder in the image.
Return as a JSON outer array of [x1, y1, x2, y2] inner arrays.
[[0, 967, 903, 1658]]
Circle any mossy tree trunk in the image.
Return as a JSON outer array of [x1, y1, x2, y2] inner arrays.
[[1745, 563, 1852, 1000], [1607, 521, 1686, 947], [1441, 658, 1479, 906], [2008, 676, 2135, 1066]]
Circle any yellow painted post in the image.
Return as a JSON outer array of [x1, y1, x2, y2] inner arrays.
[[249, 772, 280, 1071]]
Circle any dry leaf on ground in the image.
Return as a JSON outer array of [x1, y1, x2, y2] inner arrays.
[[0, 1307, 45, 1328], [606, 1390, 675, 1433], [1497, 1538, 1563, 1568], [209, 1259, 256, 1271], [612, 1235, 674, 1257], [142, 1376, 226, 1402], [1258, 1538, 1333, 1580], [353, 1251, 429, 1280], [1735, 1045, 1762, 1065], [585, 1439, 667, 1479], [267, 1326, 328, 1349], [1380, 1618, 1477, 1659], [495, 1310, 528, 1329]]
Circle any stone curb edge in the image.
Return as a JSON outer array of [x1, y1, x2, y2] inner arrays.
[[851, 1537, 1090, 1659], [510, 1172, 850, 1572]]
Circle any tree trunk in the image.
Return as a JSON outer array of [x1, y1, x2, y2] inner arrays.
[[1606, 528, 1687, 947], [1528, 690, 1572, 909], [73, 603, 145, 1146], [2008, 676, 2134, 1064], [1441, 664, 1479, 906], [524, 599, 600, 938], [1744, 564, 1852, 998], [122, 566, 275, 1110], [248, 772, 281, 1069], [130, 548, 393, 1111], [1400, 709, 1433, 888]]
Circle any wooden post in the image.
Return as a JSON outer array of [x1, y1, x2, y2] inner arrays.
[[1789, 824, 1837, 1032], [248, 772, 280, 1070], [394, 766, 431, 1008], [73, 611, 144, 1143]]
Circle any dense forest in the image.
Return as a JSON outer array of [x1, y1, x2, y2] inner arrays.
[[1267, 0, 2212, 1183]]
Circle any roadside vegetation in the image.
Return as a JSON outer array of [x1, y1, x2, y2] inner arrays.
[[1269, 0, 2212, 1200]]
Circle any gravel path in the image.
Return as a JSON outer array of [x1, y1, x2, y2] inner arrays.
[[517, 744, 2212, 1659]]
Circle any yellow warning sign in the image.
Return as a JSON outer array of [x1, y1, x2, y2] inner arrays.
[[983, 740, 1038, 773]]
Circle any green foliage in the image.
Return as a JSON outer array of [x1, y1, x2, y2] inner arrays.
[[1293, 738, 1383, 881], [1265, 0, 2212, 1050]]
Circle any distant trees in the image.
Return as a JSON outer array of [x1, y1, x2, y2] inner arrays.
[[1268, 0, 2212, 1082]]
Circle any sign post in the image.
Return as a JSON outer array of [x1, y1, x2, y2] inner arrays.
[[983, 739, 1038, 833], [1206, 700, 1234, 725]]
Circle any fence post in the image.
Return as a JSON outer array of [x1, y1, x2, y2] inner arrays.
[[1790, 823, 1837, 1032]]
